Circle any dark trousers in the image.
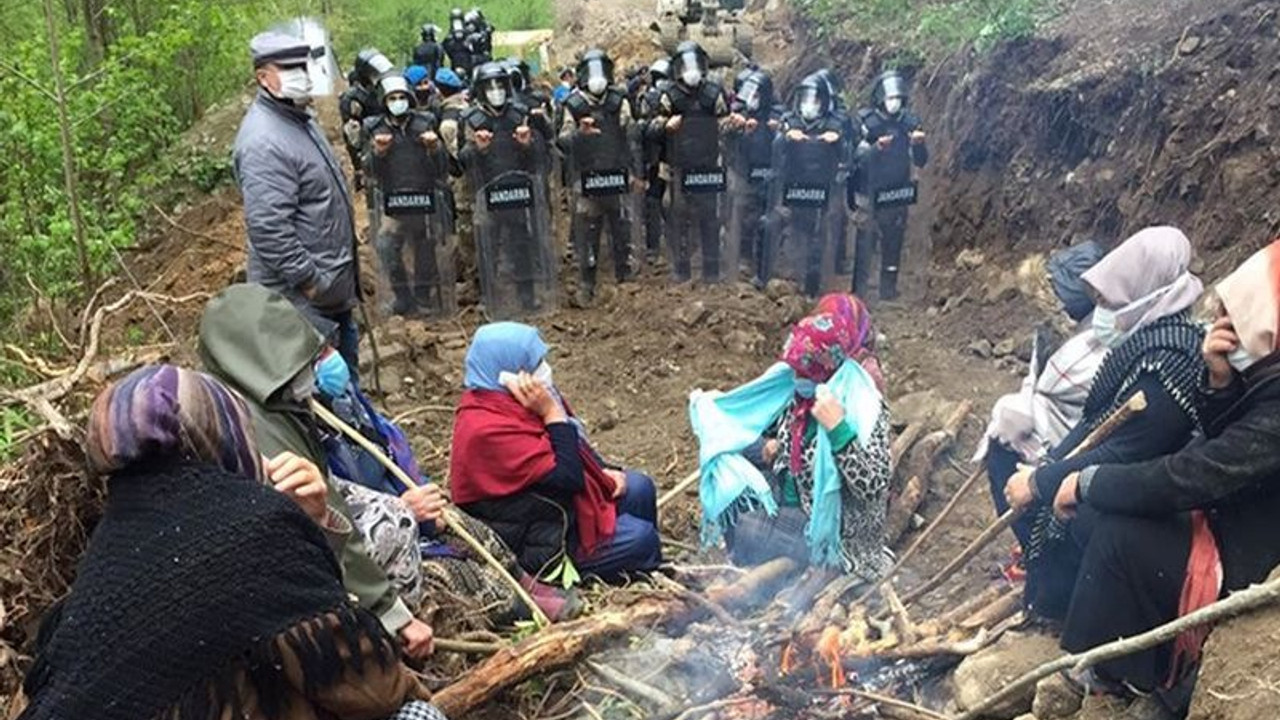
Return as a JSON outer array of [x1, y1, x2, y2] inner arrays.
[[644, 170, 666, 258], [986, 442, 1037, 549], [576, 471, 662, 581], [376, 218, 443, 315], [1061, 513, 1191, 692], [671, 194, 720, 281], [853, 206, 908, 300], [725, 505, 811, 567], [575, 196, 632, 288], [327, 309, 360, 386]]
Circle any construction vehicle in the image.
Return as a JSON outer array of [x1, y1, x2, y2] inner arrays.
[[651, 0, 753, 68]]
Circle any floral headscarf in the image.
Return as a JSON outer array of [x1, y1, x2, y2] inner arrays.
[[780, 311, 858, 474], [814, 293, 885, 392]]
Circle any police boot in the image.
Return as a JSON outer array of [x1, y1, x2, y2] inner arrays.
[[576, 268, 597, 308], [644, 195, 664, 264], [879, 268, 900, 302], [852, 228, 875, 297]]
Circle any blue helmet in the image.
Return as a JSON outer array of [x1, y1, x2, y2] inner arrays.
[[435, 67, 465, 91]]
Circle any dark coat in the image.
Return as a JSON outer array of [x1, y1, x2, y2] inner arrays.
[[1082, 358, 1280, 590]]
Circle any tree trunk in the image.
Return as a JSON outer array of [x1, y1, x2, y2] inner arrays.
[[80, 0, 112, 69], [42, 0, 94, 291]]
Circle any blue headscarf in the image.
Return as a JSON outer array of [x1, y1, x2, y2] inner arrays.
[[404, 65, 430, 87], [464, 322, 549, 391]]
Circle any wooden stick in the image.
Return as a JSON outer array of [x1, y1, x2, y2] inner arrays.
[[883, 583, 919, 646], [959, 586, 1023, 631], [819, 688, 949, 720], [954, 576, 1280, 720], [657, 470, 700, 510], [586, 659, 677, 708], [308, 399, 550, 628], [435, 638, 504, 654], [890, 422, 925, 471], [899, 391, 1148, 608]]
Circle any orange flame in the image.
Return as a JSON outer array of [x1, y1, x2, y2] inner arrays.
[[815, 626, 846, 688]]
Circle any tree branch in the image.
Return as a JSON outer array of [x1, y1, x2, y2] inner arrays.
[[0, 59, 58, 103]]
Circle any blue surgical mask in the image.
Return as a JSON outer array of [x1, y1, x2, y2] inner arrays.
[[794, 379, 817, 399], [1227, 346, 1262, 374], [314, 351, 351, 398], [1091, 307, 1124, 349]]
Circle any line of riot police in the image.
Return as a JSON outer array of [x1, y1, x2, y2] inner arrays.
[[342, 38, 930, 322]]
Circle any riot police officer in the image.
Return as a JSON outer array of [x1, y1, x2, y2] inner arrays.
[[443, 8, 473, 78], [811, 68, 860, 273], [637, 57, 671, 264], [364, 75, 454, 318], [852, 70, 928, 301], [464, 8, 493, 64], [762, 73, 845, 297], [412, 24, 445, 78], [724, 67, 779, 277], [504, 57, 554, 142], [340, 49, 392, 192], [559, 48, 640, 305], [650, 41, 731, 282], [459, 62, 555, 315]]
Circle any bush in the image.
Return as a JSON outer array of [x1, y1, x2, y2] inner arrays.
[[795, 0, 1060, 56]]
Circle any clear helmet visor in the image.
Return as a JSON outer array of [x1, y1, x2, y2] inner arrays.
[[797, 87, 822, 120], [880, 75, 907, 101], [738, 79, 761, 110], [884, 96, 904, 115], [451, 18, 465, 33], [584, 59, 609, 94], [481, 79, 507, 107], [678, 50, 705, 86]]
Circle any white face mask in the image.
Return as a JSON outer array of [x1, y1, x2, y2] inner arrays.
[[1227, 345, 1262, 373], [485, 86, 507, 108], [587, 76, 607, 95], [884, 96, 903, 115], [800, 99, 821, 121], [681, 67, 703, 87], [1091, 307, 1125, 348], [275, 67, 313, 103], [387, 98, 410, 117], [533, 360, 553, 387]]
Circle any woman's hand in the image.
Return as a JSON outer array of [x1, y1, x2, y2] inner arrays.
[[1004, 465, 1037, 511], [399, 618, 435, 659], [267, 452, 329, 524], [761, 438, 781, 464], [810, 385, 845, 431], [1054, 472, 1081, 520], [401, 484, 448, 531], [504, 371, 566, 423], [1203, 315, 1239, 390], [604, 468, 628, 499]]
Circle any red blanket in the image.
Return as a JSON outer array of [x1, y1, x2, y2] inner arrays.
[[450, 389, 617, 553]]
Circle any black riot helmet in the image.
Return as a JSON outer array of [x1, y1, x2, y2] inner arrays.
[[577, 48, 615, 97], [793, 74, 832, 123], [671, 41, 708, 89], [464, 8, 485, 27], [649, 56, 671, 82], [449, 7, 465, 34], [812, 68, 844, 107], [421, 23, 439, 42], [871, 70, 909, 116], [734, 68, 772, 114], [354, 49, 394, 87], [473, 61, 512, 110], [499, 58, 528, 93]]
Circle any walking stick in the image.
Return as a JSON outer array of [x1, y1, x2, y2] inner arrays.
[[895, 391, 1148, 609], [657, 469, 701, 510], [309, 399, 551, 627]]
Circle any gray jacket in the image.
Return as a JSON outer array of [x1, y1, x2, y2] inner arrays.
[[234, 90, 359, 316]]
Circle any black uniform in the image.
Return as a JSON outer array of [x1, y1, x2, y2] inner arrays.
[[444, 31, 473, 78], [852, 107, 928, 300], [765, 111, 845, 296], [655, 79, 729, 281], [412, 41, 445, 78], [365, 110, 451, 315], [459, 104, 547, 310], [339, 82, 376, 190], [637, 80, 670, 260], [561, 88, 638, 290]]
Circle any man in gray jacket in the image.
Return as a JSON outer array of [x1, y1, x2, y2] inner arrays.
[[234, 31, 362, 377]]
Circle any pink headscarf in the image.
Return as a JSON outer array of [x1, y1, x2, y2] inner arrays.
[[814, 293, 885, 393], [780, 312, 858, 475], [1081, 226, 1204, 336], [1216, 239, 1280, 358]]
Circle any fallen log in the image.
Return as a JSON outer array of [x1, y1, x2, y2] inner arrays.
[[885, 475, 926, 548], [431, 558, 802, 717], [954, 575, 1280, 720], [845, 628, 990, 662], [959, 586, 1023, 631], [890, 422, 924, 472]]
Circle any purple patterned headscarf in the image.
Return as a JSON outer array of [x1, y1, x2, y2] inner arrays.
[[86, 365, 266, 482]]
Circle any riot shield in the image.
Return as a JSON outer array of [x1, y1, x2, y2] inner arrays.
[[570, 164, 639, 288], [371, 187, 457, 319], [724, 130, 773, 281], [666, 113, 727, 282], [764, 136, 841, 298], [474, 170, 558, 318]]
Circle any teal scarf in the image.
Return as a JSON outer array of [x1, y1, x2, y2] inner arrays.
[[690, 359, 883, 568]]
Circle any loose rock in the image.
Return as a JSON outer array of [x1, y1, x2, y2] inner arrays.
[[953, 631, 1062, 719]]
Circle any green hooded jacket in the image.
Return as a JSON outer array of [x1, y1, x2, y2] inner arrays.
[[198, 283, 413, 634]]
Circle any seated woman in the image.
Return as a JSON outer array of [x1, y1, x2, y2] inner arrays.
[[1044, 240, 1280, 719], [310, 345, 572, 623], [691, 293, 893, 580], [976, 241, 1107, 550], [16, 365, 443, 720], [999, 226, 1206, 620], [450, 322, 662, 584]]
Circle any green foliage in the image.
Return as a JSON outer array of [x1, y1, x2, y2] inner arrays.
[[0, 406, 35, 462], [0, 0, 552, 333], [795, 0, 1059, 56]]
